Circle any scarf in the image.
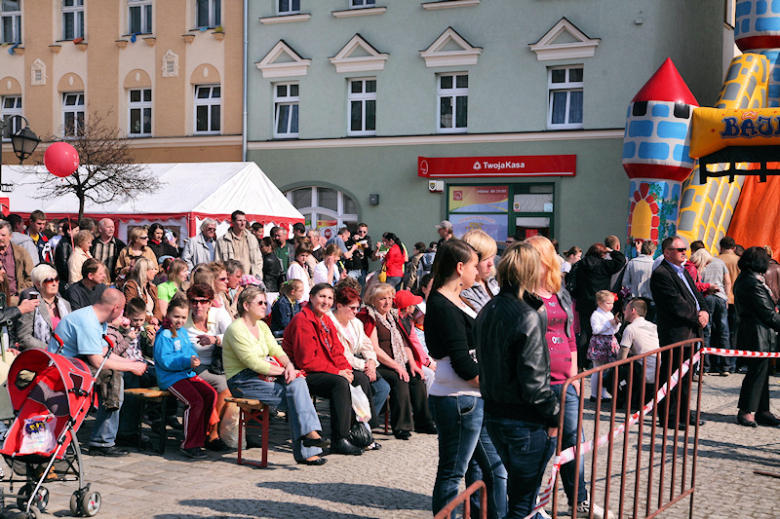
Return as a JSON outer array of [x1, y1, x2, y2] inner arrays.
[[367, 305, 407, 365]]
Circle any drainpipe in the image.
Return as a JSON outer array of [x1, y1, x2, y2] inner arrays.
[[242, 0, 248, 162]]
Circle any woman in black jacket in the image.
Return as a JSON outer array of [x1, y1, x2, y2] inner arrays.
[[475, 242, 560, 518], [148, 223, 179, 260], [54, 220, 76, 293], [734, 246, 780, 427]]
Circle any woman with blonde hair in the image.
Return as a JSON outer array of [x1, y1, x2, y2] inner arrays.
[[123, 257, 163, 325], [526, 236, 607, 518], [115, 227, 158, 277], [357, 282, 435, 440], [460, 230, 499, 312], [475, 242, 560, 518], [67, 230, 94, 285], [691, 247, 732, 377]]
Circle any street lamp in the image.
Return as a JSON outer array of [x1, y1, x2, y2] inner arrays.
[[0, 115, 41, 193]]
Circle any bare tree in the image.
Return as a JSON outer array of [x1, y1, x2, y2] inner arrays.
[[28, 111, 162, 220]]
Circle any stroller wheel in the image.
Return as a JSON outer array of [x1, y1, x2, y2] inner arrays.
[[70, 491, 81, 516], [17, 484, 49, 512], [80, 491, 101, 517]]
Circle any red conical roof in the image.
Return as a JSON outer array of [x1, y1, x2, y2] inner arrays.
[[631, 58, 699, 106]]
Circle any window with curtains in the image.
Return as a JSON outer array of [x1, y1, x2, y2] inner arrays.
[[1, 0, 21, 44], [196, 0, 220, 28], [548, 66, 583, 129], [274, 82, 299, 138], [128, 0, 152, 34], [62, 0, 84, 40]]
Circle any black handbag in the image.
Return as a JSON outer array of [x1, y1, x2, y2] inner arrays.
[[348, 422, 374, 449], [208, 345, 225, 375]]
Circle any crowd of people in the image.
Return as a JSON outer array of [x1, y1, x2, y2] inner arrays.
[[2, 208, 779, 518]]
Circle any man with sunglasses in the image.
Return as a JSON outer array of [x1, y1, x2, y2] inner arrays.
[[182, 218, 218, 270], [345, 223, 373, 287], [650, 235, 709, 429]]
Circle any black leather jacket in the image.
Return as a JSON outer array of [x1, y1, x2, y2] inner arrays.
[[474, 289, 560, 427], [734, 271, 780, 353], [54, 238, 73, 290]]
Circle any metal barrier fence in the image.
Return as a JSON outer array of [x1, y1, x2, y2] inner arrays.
[[433, 481, 487, 519], [545, 338, 704, 519]]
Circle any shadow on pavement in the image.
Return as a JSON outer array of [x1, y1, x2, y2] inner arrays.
[[157, 499, 380, 518], [257, 481, 429, 510]]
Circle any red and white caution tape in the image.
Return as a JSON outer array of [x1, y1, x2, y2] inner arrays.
[[702, 347, 780, 358], [524, 350, 701, 519]]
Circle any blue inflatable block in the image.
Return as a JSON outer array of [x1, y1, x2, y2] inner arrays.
[[638, 142, 669, 160], [629, 120, 654, 138], [756, 16, 780, 30], [673, 144, 692, 163], [623, 142, 637, 159], [652, 104, 669, 117], [657, 121, 688, 140]]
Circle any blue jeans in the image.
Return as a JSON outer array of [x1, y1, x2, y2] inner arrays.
[[703, 296, 732, 373], [386, 276, 402, 290], [371, 376, 391, 417], [430, 395, 508, 519], [551, 384, 587, 506], [485, 414, 556, 519], [90, 374, 123, 448], [227, 369, 323, 462]]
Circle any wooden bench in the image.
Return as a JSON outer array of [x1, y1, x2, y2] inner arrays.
[[124, 387, 173, 454], [224, 397, 269, 468]]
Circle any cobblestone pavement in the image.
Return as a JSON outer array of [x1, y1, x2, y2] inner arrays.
[[3, 372, 779, 519]]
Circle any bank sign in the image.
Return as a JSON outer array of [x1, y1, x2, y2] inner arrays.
[[418, 155, 577, 178]]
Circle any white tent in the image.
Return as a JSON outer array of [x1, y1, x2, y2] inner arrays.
[[2, 162, 303, 240]]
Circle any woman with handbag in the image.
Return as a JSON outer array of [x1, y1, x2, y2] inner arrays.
[[283, 283, 378, 456], [183, 283, 233, 451], [426, 239, 507, 519]]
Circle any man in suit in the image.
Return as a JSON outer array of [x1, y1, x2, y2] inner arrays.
[[650, 235, 709, 428]]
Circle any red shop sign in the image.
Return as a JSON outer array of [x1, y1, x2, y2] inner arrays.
[[418, 155, 576, 178]]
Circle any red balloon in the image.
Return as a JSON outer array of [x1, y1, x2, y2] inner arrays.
[[44, 142, 80, 178]]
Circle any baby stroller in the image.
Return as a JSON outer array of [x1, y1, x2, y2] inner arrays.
[[0, 335, 114, 518]]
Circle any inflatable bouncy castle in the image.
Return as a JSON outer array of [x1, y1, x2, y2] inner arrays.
[[624, 0, 780, 258]]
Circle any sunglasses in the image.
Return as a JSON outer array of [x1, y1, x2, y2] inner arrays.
[[43, 277, 60, 284], [217, 277, 228, 282], [252, 300, 268, 306], [347, 305, 360, 311], [191, 298, 211, 305], [667, 247, 687, 252], [139, 236, 149, 240]]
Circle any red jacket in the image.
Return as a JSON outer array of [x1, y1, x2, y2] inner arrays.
[[282, 306, 351, 374], [384, 244, 405, 277]]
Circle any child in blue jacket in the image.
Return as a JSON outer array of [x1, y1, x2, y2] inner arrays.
[[154, 298, 217, 459], [270, 279, 304, 338]]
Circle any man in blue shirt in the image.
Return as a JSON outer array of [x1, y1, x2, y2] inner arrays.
[[50, 288, 148, 456]]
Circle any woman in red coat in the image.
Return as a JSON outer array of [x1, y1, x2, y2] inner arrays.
[[382, 233, 406, 290], [283, 283, 378, 455]]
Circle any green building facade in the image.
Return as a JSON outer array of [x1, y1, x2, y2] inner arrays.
[[246, 0, 731, 252]]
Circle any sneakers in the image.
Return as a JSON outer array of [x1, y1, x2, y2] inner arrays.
[[571, 500, 614, 519]]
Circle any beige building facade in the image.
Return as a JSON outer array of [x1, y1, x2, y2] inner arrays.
[[0, 0, 243, 165]]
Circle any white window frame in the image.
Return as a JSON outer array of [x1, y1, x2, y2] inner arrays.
[[128, 88, 152, 137], [285, 186, 358, 230], [437, 73, 468, 134], [347, 78, 376, 136], [350, 0, 375, 8], [1, 95, 22, 142], [547, 66, 583, 130], [273, 82, 299, 139], [1, 0, 21, 44], [62, 92, 85, 138], [196, 0, 220, 28], [62, 0, 84, 40], [128, 0, 153, 34], [194, 84, 221, 135], [277, 0, 300, 15]]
